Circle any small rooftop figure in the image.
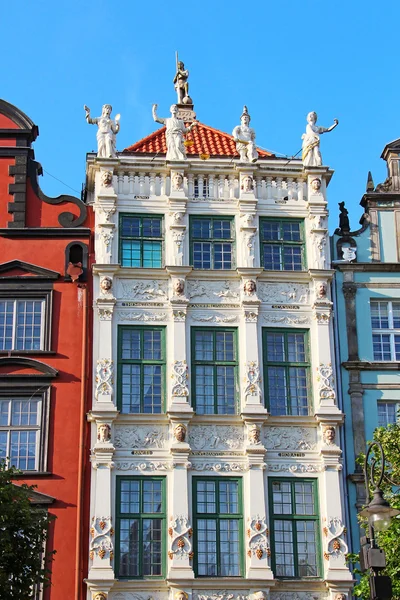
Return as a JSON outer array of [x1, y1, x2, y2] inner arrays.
[[301, 111, 338, 167], [232, 106, 258, 163], [84, 104, 120, 159], [173, 53, 192, 105]]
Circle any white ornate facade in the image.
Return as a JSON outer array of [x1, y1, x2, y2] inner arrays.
[[85, 99, 352, 600]]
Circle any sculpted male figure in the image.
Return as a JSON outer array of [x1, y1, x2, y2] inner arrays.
[[84, 104, 120, 158], [301, 111, 338, 167], [152, 104, 197, 161], [173, 60, 191, 104], [232, 106, 258, 163]]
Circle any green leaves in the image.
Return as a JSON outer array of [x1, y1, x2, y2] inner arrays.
[[0, 462, 55, 599]]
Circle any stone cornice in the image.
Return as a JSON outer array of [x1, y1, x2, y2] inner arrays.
[[342, 360, 400, 371], [335, 262, 400, 273]]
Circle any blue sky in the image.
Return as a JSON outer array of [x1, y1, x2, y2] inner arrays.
[[2, 0, 400, 231]]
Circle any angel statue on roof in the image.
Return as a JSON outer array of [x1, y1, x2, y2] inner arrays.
[[84, 104, 120, 159], [232, 106, 258, 163], [152, 103, 198, 161], [301, 111, 338, 167]]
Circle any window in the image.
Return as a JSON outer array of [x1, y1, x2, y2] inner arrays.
[[120, 214, 163, 268], [193, 478, 243, 577], [269, 479, 320, 578], [377, 402, 400, 427], [192, 328, 238, 414], [260, 219, 304, 271], [0, 299, 45, 351], [190, 217, 234, 269], [118, 326, 165, 414], [116, 477, 165, 578], [194, 177, 210, 198], [371, 300, 400, 361], [263, 329, 310, 416], [0, 395, 43, 471]]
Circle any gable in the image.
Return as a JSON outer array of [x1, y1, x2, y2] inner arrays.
[[0, 260, 59, 280]]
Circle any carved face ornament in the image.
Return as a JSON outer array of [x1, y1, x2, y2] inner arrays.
[[175, 591, 189, 600], [173, 172, 184, 191], [174, 424, 187, 443], [317, 282, 327, 298], [244, 279, 256, 295], [100, 277, 112, 292], [98, 423, 111, 442], [249, 425, 261, 444], [324, 426, 336, 444], [174, 279, 185, 296], [93, 594, 107, 600], [311, 178, 321, 191], [101, 170, 113, 186], [241, 175, 253, 192]]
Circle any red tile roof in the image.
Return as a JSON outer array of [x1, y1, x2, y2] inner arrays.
[[123, 122, 273, 158]]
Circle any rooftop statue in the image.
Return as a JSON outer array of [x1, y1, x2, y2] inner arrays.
[[173, 54, 192, 105], [84, 104, 120, 159], [232, 106, 258, 163], [152, 103, 197, 161], [301, 111, 338, 167]]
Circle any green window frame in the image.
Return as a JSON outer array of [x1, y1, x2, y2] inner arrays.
[[190, 216, 235, 269], [116, 476, 166, 578], [262, 328, 311, 416], [119, 213, 163, 268], [117, 326, 166, 414], [260, 218, 305, 271], [191, 327, 239, 415], [193, 477, 243, 577], [269, 478, 321, 579]]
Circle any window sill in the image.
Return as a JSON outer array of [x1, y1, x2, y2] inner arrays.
[[13, 471, 52, 477], [0, 350, 56, 356]]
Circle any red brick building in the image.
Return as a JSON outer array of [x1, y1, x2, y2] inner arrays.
[[0, 99, 93, 599]]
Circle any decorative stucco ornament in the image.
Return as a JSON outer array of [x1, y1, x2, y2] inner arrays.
[[171, 360, 189, 397], [172, 172, 184, 191], [323, 425, 336, 445], [174, 423, 187, 443], [168, 516, 193, 560], [301, 111, 338, 167], [152, 103, 197, 161], [95, 359, 114, 398], [247, 516, 270, 559], [97, 423, 111, 443], [244, 361, 262, 396], [232, 106, 258, 163], [243, 279, 257, 296], [84, 104, 120, 158]]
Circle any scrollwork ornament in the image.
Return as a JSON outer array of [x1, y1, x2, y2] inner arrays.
[[324, 517, 348, 560], [317, 363, 336, 402], [244, 361, 261, 396], [168, 515, 193, 560], [247, 516, 270, 560], [95, 359, 114, 398], [89, 516, 114, 561], [171, 360, 189, 396]]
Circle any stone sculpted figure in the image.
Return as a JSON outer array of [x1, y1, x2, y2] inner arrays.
[[152, 104, 197, 161], [338, 201, 350, 233], [301, 111, 338, 167], [232, 106, 258, 163], [84, 104, 120, 159], [173, 59, 191, 104]]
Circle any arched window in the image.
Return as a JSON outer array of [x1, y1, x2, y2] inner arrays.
[[65, 242, 88, 282]]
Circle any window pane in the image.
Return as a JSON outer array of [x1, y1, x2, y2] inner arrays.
[[10, 430, 37, 470], [216, 366, 235, 414], [120, 480, 140, 513], [142, 218, 161, 238], [268, 367, 288, 416], [266, 333, 285, 362], [395, 335, 400, 361], [289, 367, 309, 416], [294, 482, 315, 515], [283, 246, 302, 271], [0, 431, 7, 461], [143, 241, 162, 268], [213, 220, 231, 239], [216, 331, 234, 361], [0, 400, 10, 426], [219, 481, 239, 514], [143, 330, 162, 360], [219, 519, 240, 575], [378, 402, 398, 427], [121, 364, 141, 413], [287, 333, 306, 362], [143, 480, 162, 513], [143, 518, 162, 575], [213, 242, 232, 269], [11, 400, 39, 426], [121, 216, 140, 237], [297, 521, 318, 576], [371, 302, 389, 329], [274, 520, 295, 576], [195, 365, 214, 414], [197, 481, 216, 513], [193, 242, 211, 269], [0, 301, 14, 350], [119, 518, 139, 576], [393, 303, 400, 328], [195, 331, 214, 361], [121, 240, 141, 267], [262, 222, 280, 241], [121, 329, 141, 360], [197, 518, 217, 576], [16, 300, 42, 350], [282, 222, 301, 242], [143, 366, 162, 413], [272, 481, 292, 515], [263, 245, 281, 270], [193, 220, 211, 239], [373, 334, 391, 361]]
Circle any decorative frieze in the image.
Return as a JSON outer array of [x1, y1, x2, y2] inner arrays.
[[271, 594, 328, 600], [89, 516, 114, 561], [113, 425, 168, 449], [95, 359, 114, 399], [263, 313, 310, 325], [195, 592, 249, 600], [263, 427, 317, 450], [118, 280, 168, 302], [187, 280, 240, 303], [98, 307, 113, 321], [118, 311, 167, 322], [189, 425, 244, 450], [191, 313, 238, 323], [171, 360, 189, 397], [266, 463, 322, 473], [191, 462, 248, 472], [173, 309, 186, 321], [258, 283, 310, 305], [115, 461, 173, 471]]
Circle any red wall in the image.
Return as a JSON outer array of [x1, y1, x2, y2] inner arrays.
[[0, 107, 93, 599]]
